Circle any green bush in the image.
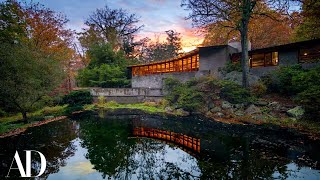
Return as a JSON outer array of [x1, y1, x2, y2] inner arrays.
[[262, 65, 304, 95], [261, 65, 320, 118], [295, 85, 320, 117], [64, 105, 84, 115], [62, 90, 93, 106], [219, 61, 242, 74], [250, 81, 267, 97], [219, 80, 252, 104], [176, 87, 203, 112], [0, 109, 7, 117]]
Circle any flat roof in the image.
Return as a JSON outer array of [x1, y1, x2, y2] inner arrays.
[[236, 38, 320, 55], [128, 45, 229, 68]]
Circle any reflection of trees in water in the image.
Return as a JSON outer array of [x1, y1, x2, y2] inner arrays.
[[79, 115, 201, 179], [77, 113, 320, 179], [198, 133, 292, 179], [0, 119, 77, 178]]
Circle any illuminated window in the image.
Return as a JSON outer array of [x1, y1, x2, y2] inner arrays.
[[299, 45, 320, 63]]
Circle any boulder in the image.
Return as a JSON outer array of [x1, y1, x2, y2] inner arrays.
[[234, 103, 245, 110], [211, 106, 222, 113], [205, 111, 213, 117], [245, 104, 262, 115], [208, 101, 215, 110], [176, 108, 190, 116], [165, 106, 173, 112], [287, 106, 305, 119], [235, 110, 245, 116], [223, 71, 260, 86], [268, 102, 281, 111], [215, 112, 225, 118], [254, 100, 269, 106], [221, 101, 232, 109]]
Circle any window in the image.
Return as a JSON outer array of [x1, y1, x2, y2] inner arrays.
[[250, 51, 278, 67], [131, 53, 200, 76], [299, 45, 320, 63], [251, 53, 265, 67]]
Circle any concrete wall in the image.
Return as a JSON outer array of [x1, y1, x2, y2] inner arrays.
[[131, 71, 197, 89], [250, 66, 278, 76], [197, 46, 238, 78], [279, 50, 299, 65], [89, 88, 163, 104]]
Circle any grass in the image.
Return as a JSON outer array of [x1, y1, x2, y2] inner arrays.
[[87, 101, 166, 114], [0, 105, 67, 134]]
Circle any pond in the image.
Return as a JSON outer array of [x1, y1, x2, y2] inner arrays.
[[0, 110, 320, 179]]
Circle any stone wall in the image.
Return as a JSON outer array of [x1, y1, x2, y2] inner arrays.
[[89, 88, 163, 104], [131, 71, 197, 89], [197, 46, 237, 77]]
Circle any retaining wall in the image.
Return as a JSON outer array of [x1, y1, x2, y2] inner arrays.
[[89, 88, 163, 104]]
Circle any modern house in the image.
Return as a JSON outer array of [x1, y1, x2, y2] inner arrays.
[[128, 38, 320, 89]]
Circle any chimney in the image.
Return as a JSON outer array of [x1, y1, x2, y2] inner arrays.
[[228, 40, 251, 52]]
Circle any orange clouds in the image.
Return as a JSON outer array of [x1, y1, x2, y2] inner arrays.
[[137, 26, 204, 53]]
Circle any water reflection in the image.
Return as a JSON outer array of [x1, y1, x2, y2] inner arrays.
[[132, 127, 201, 153], [0, 111, 319, 179]]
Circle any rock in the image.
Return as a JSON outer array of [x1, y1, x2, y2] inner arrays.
[[221, 101, 232, 109], [165, 107, 173, 112], [287, 106, 305, 119], [235, 110, 245, 116], [268, 101, 281, 111], [245, 104, 262, 115], [215, 112, 225, 118], [211, 106, 222, 113], [222, 71, 260, 85], [252, 115, 268, 121], [254, 100, 268, 106], [176, 108, 190, 116], [205, 111, 213, 117], [234, 103, 245, 110], [208, 101, 215, 110]]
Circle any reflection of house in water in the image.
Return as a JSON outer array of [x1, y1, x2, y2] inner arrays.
[[132, 127, 200, 153]]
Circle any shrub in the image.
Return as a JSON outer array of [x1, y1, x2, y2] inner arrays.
[[64, 105, 84, 115], [262, 65, 304, 95], [98, 96, 106, 104], [219, 61, 242, 75], [176, 87, 203, 112], [292, 65, 320, 93], [219, 80, 252, 104], [0, 109, 7, 117], [41, 105, 66, 116], [158, 99, 169, 108], [250, 81, 267, 97], [295, 85, 320, 117], [62, 90, 93, 106], [163, 77, 182, 92], [105, 101, 119, 107]]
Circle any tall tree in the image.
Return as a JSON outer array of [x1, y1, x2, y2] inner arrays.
[[181, 0, 292, 88], [0, 0, 71, 121], [202, 11, 295, 49], [141, 30, 182, 63], [84, 5, 143, 50], [294, 0, 320, 40]]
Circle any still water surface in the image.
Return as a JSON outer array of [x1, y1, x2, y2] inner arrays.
[[0, 111, 320, 179]]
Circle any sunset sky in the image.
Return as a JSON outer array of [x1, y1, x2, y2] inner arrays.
[[35, 0, 204, 52]]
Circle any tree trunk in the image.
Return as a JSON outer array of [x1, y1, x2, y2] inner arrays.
[[240, 20, 250, 88], [22, 111, 28, 123]]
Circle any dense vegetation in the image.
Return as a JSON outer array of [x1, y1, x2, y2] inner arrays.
[[0, 1, 73, 122], [77, 43, 130, 88], [164, 64, 320, 119], [261, 64, 320, 117], [164, 77, 253, 112]]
